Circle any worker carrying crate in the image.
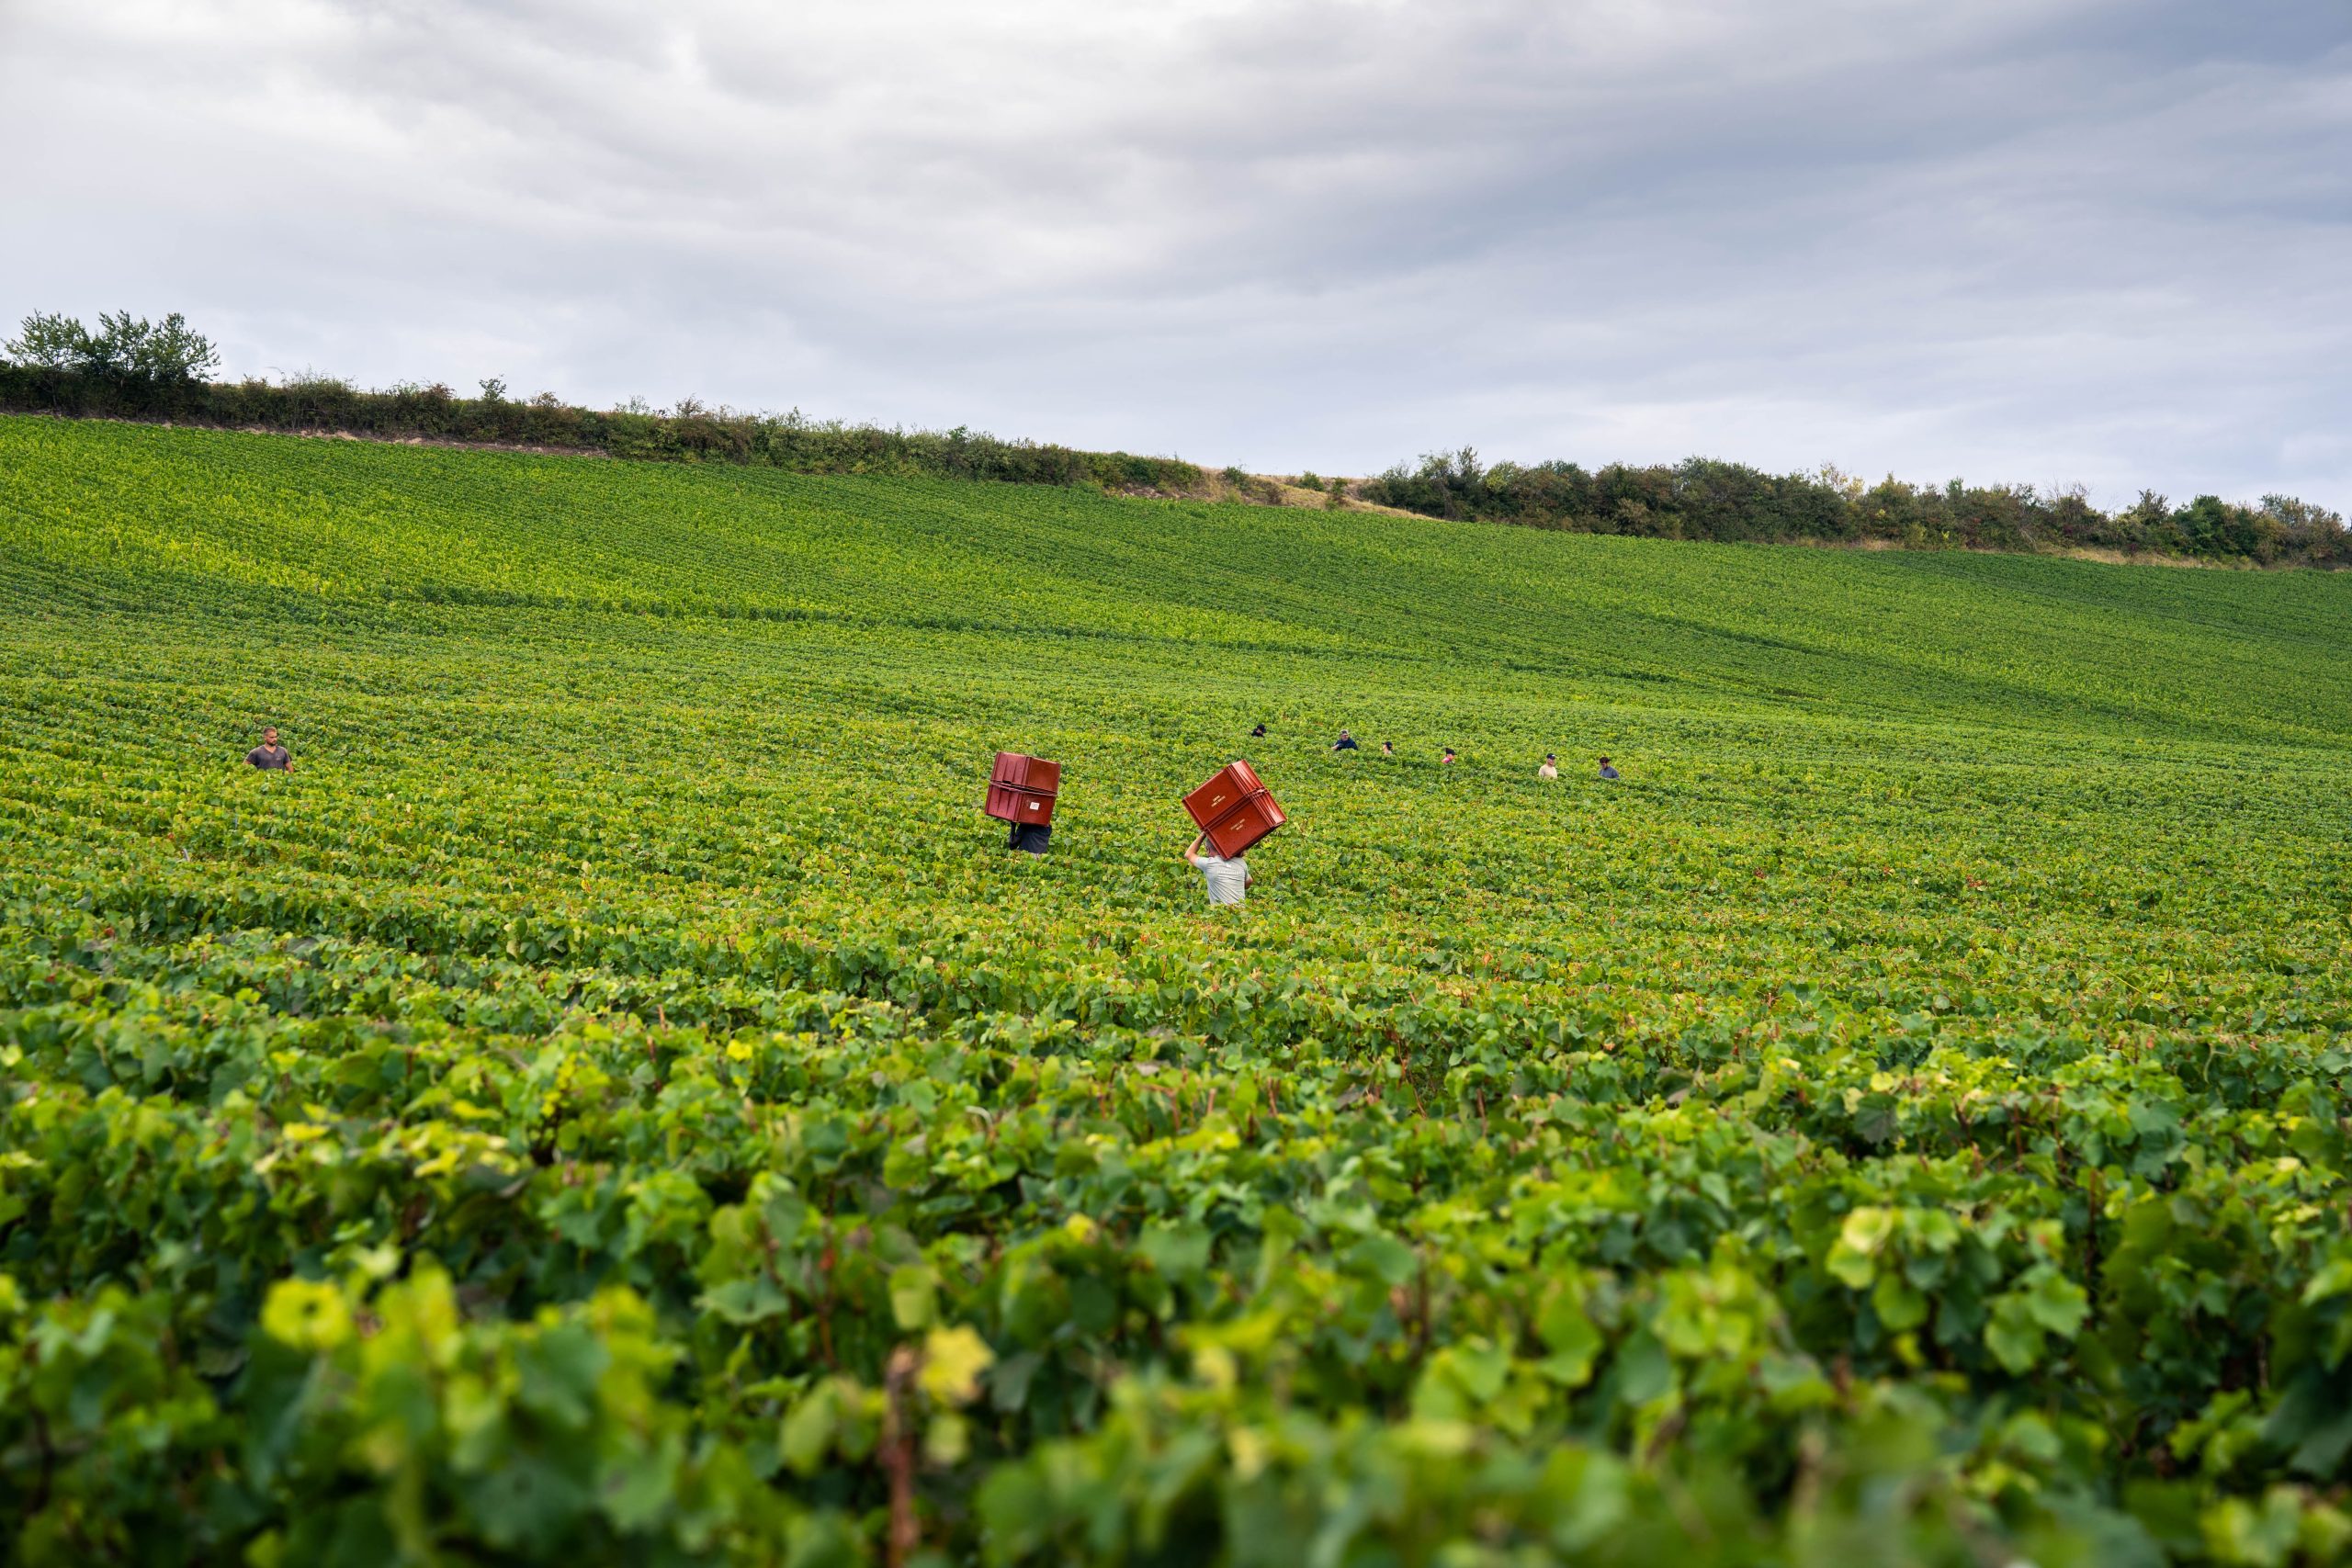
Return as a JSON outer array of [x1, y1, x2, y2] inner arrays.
[[985, 751, 1061, 854]]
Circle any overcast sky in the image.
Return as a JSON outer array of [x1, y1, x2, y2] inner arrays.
[[5, 0, 2348, 505]]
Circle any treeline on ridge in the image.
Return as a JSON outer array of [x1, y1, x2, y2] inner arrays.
[[5, 309, 2344, 565], [1357, 447, 2348, 568], [0, 310, 1205, 496]]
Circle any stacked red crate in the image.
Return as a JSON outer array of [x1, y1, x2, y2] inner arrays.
[[985, 752, 1062, 826], [1182, 760, 1287, 857]]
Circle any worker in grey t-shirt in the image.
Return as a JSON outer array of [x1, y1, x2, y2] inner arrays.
[[245, 727, 293, 772], [1183, 832, 1251, 907]]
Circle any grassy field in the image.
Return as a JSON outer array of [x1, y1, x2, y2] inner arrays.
[[4, 414, 2351, 1565]]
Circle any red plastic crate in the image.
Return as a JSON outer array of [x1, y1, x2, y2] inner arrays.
[[985, 752, 1062, 824], [1182, 760, 1285, 856], [1182, 761, 1260, 829], [1202, 790, 1285, 857], [992, 752, 1063, 795], [985, 783, 1057, 825]]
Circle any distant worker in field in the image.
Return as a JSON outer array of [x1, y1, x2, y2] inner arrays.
[[246, 727, 293, 772], [1183, 831, 1251, 908], [1332, 729, 1359, 751], [1441, 747, 1456, 766], [1538, 753, 1558, 780], [1250, 723, 1267, 738], [1598, 756, 1621, 781]]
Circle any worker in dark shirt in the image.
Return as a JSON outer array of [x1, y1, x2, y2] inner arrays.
[[1250, 723, 1267, 738], [245, 727, 292, 772], [1598, 756, 1621, 781], [1332, 729, 1359, 751]]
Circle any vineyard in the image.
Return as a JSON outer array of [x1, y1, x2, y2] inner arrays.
[[5, 413, 2352, 1565]]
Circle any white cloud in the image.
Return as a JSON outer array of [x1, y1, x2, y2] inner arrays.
[[2, 0, 2346, 506]]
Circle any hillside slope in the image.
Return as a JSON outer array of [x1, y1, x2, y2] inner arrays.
[[10, 417, 2352, 744], [4, 416, 2351, 1562]]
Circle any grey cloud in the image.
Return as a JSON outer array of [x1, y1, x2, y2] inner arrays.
[[2, 0, 2346, 506]]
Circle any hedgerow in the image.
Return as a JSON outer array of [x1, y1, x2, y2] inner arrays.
[[0, 359, 1204, 496]]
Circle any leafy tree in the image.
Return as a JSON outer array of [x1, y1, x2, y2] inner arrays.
[[4, 310, 219, 384], [3, 310, 91, 370], [2113, 490, 2173, 553], [2260, 494, 2346, 562], [2176, 495, 2236, 558], [85, 310, 219, 383], [2047, 485, 2099, 544]]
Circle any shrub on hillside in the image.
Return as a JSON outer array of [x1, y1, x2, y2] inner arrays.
[[1357, 448, 2347, 568]]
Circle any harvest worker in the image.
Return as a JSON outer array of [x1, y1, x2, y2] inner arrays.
[[1537, 753, 1558, 780], [1598, 756, 1620, 781], [246, 727, 293, 772], [1441, 747, 1456, 766], [1183, 832, 1251, 908], [1250, 723, 1267, 738], [1381, 741, 1395, 755], [1332, 729, 1359, 751]]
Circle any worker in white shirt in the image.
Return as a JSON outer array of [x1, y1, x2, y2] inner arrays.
[[1182, 832, 1252, 907]]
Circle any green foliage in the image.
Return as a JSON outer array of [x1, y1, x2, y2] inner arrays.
[[2, 310, 88, 371], [1360, 452, 2349, 568], [5, 416, 2352, 1562], [1, 309, 219, 386]]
